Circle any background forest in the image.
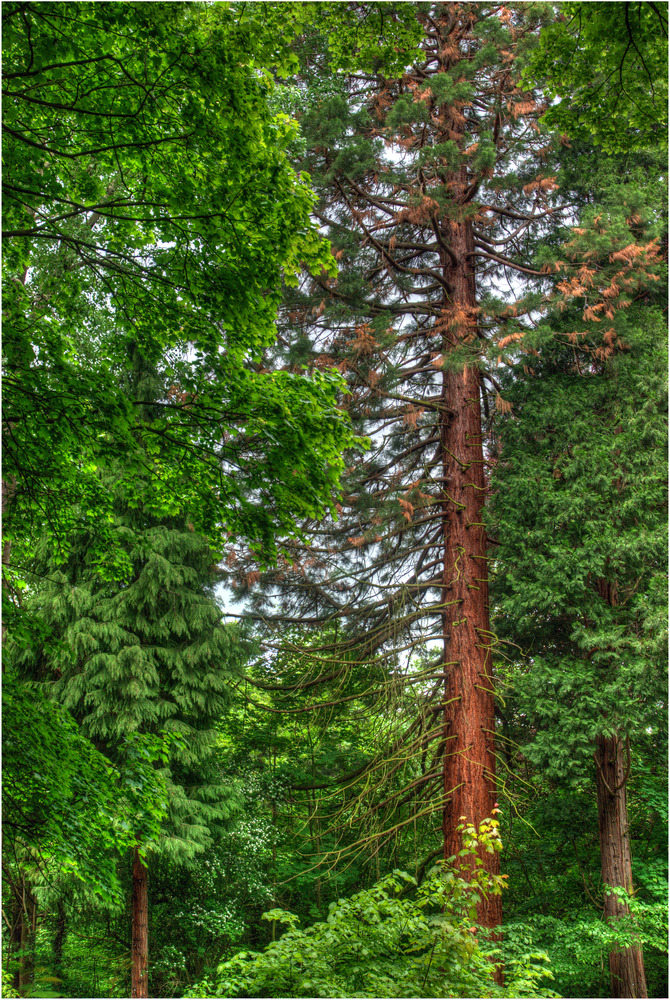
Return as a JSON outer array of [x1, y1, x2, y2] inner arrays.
[[1, 3, 667, 999]]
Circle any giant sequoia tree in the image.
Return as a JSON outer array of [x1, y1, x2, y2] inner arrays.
[[229, 2, 565, 930], [2, 4, 667, 997]]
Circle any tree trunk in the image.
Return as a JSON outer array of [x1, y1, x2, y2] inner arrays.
[[7, 872, 36, 992], [131, 847, 149, 999], [594, 733, 647, 998], [440, 217, 500, 931]]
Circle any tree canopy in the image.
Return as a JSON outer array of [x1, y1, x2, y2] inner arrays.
[[525, 2, 668, 152], [2, 0, 355, 573]]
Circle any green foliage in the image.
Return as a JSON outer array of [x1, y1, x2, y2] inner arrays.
[[1, 968, 21, 998], [305, 2, 423, 75], [188, 819, 555, 999], [490, 161, 667, 763], [526, 2, 668, 151], [2, 672, 167, 903], [492, 309, 667, 748], [145, 853, 249, 996], [498, 749, 668, 999], [9, 510, 247, 863], [2, 0, 355, 568]]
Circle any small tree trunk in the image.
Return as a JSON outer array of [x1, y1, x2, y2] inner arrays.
[[8, 875, 36, 991], [131, 847, 149, 999], [594, 733, 647, 998]]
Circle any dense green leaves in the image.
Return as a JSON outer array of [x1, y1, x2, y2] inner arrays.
[[2, 0, 355, 568], [490, 167, 667, 762], [527, 2, 668, 152], [10, 510, 248, 860], [2, 672, 167, 903], [188, 820, 555, 999]]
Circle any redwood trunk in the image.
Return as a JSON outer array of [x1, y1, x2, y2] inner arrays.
[[131, 847, 149, 999], [440, 217, 500, 930], [594, 734, 647, 998]]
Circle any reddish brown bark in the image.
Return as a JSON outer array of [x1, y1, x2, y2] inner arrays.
[[440, 217, 500, 931], [248, 3, 552, 947], [131, 847, 149, 999], [595, 734, 648, 998]]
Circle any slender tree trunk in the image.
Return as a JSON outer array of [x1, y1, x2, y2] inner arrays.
[[440, 217, 500, 930], [10, 877, 36, 991], [18, 899, 32, 993], [594, 733, 648, 998], [8, 899, 23, 991], [307, 789, 323, 911], [131, 847, 149, 999]]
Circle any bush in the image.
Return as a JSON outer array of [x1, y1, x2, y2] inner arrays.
[[187, 817, 557, 998]]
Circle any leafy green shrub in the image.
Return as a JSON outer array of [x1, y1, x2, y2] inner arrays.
[[503, 893, 668, 1000], [187, 817, 556, 998], [1, 967, 20, 998]]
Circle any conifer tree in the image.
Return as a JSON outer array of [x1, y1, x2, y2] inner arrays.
[[13, 475, 247, 997], [490, 152, 667, 999], [230, 2, 561, 930]]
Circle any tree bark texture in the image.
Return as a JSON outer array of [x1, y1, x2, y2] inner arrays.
[[131, 847, 149, 999], [440, 218, 500, 931], [594, 733, 647, 998]]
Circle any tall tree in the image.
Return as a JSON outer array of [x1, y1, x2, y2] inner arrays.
[[490, 152, 667, 998], [230, 2, 560, 931]]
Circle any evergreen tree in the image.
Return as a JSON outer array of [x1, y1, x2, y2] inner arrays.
[[229, 2, 562, 931], [12, 476, 248, 997], [490, 153, 667, 998]]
